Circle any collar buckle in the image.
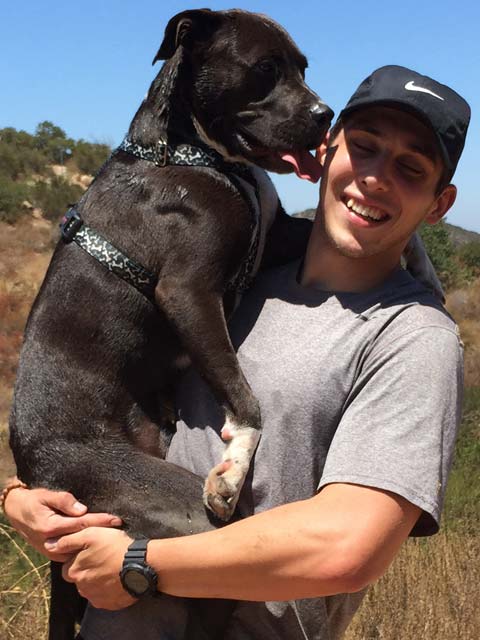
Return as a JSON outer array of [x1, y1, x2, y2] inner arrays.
[[156, 138, 168, 167], [60, 208, 83, 243]]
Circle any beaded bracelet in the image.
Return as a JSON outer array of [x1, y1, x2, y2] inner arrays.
[[0, 476, 28, 512]]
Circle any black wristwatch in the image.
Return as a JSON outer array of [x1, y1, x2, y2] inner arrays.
[[119, 539, 158, 598]]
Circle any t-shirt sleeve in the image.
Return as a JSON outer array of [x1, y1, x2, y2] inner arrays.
[[318, 323, 464, 536]]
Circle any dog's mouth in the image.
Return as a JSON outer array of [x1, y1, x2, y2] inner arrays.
[[234, 130, 322, 183]]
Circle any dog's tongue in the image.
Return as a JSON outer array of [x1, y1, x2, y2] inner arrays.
[[280, 151, 322, 183]]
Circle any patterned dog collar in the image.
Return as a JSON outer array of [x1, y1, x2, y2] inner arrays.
[[117, 137, 251, 179]]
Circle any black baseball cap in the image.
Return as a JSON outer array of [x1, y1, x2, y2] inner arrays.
[[339, 65, 471, 180]]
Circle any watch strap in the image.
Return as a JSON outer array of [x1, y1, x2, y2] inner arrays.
[[122, 538, 149, 567]]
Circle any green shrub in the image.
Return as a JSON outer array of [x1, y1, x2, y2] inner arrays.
[[30, 177, 83, 222], [443, 387, 480, 531], [0, 129, 48, 179], [0, 177, 28, 224], [72, 139, 111, 175], [458, 242, 480, 272], [419, 220, 458, 289], [0, 141, 23, 180]]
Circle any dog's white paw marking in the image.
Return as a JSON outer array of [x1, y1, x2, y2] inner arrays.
[[203, 416, 260, 520]]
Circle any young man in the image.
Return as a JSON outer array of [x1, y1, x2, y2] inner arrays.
[[3, 65, 470, 639]]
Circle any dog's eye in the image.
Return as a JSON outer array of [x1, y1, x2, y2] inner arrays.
[[256, 59, 277, 75]]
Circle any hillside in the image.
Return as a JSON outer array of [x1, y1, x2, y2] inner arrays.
[[0, 122, 109, 225], [445, 221, 480, 247]]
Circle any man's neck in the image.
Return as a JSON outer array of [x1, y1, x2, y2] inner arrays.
[[300, 216, 402, 293]]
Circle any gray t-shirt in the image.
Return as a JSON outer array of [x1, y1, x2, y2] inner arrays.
[[81, 260, 463, 640]]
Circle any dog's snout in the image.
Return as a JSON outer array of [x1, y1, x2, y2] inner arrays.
[[310, 102, 334, 125]]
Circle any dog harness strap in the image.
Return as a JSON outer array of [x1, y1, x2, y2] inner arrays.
[[60, 208, 157, 300]]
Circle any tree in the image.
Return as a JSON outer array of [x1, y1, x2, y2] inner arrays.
[[34, 121, 74, 164], [0, 127, 46, 179]]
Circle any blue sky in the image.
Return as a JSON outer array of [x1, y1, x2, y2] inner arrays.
[[2, 0, 479, 232]]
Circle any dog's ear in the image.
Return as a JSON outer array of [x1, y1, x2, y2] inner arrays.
[[153, 9, 221, 63]]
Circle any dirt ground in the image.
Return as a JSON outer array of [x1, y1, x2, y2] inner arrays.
[[0, 216, 54, 483]]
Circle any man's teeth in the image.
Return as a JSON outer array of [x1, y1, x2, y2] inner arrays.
[[346, 198, 387, 221]]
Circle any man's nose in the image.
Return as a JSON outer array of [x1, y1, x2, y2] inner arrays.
[[359, 158, 391, 192]]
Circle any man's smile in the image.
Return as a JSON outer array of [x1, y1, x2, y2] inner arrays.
[[341, 195, 391, 224]]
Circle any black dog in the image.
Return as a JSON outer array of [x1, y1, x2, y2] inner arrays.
[[9, 8, 332, 640]]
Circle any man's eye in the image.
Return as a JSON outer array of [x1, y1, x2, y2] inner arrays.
[[399, 162, 424, 177], [352, 141, 374, 153]]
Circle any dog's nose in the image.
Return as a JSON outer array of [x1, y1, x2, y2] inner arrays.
[[310, 102, 334, 125]]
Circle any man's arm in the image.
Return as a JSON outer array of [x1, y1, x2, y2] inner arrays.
[[55, 481, 420, 609]]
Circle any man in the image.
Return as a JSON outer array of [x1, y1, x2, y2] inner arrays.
[[3, 65, 470, 639]]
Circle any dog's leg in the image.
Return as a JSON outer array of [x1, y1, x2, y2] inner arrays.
[[49, 562, 79, 640], [156, 278, 260, 521]]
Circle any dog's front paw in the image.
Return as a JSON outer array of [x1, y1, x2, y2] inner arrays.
[[203, 460, 239, 521]]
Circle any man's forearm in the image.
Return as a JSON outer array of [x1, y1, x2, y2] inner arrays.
[[146, 483, 419, 601], [148, 495, 351, 601]]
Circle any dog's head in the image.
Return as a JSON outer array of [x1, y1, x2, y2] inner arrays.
[[153, 9, 333, 182]]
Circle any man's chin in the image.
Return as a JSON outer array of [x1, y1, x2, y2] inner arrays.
[[324, 227, 382, 260]]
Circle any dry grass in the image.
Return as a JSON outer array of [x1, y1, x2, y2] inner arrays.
[[345, 532, 479, 640], [0, 521, 50, 640], [0, 218, 53, 431], [0, 217, 55, 638]]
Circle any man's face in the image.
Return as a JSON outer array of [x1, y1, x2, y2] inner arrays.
[[318, 106, 453, 263]]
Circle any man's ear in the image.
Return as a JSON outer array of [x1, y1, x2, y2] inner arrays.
[[315, 130, 331, 167], [424, 184, 457, 225], [153, 9, 221, 64]]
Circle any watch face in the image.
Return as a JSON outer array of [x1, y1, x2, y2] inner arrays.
[[123, 568, 149, 595]]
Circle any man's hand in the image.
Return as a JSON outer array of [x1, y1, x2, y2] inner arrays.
[[3, 487, 123, 562], [49, 527, 136, 610]]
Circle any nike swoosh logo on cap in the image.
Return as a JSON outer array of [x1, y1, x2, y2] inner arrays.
[[404, 81, 444, 101]]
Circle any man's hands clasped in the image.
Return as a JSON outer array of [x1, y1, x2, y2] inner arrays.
[[3, 486, 136, 609]]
